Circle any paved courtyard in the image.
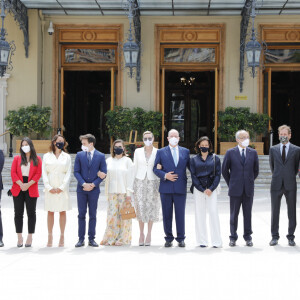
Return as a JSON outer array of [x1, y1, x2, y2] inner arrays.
[[0, 190, 300, 300]]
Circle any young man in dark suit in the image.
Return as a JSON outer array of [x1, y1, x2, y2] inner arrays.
[[153, 129, 190, 248], [269, 125, 300, 246], [222, 130, 259, 247], [74, 134, 107, 247]]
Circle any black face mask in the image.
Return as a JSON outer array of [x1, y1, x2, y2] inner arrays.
[[56, 142, 64, 150], [114, 147, 124, 155], [200, 147, 209, 153]]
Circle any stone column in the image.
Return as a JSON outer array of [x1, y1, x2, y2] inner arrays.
[[0, 74, 10, 155]]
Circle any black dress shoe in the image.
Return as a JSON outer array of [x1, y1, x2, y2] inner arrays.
[[200, 245, 207, 248], [246, 240, 253, 247], [288, 239, 296, 247], [269, 238, 278, 246], [88, 240, 99, 247], [229, 239, 236, 247], [0, 240, 4, 247], [164, 241, 173, 248], [75, 240, 85, 248], [178, 241, 185, 248]]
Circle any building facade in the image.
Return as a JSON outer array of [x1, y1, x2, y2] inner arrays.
[[1, 1, 300, 154]]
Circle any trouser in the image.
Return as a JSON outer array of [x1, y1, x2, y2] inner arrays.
[[160, 193, 186, 243], [194, 189, 222, 247], [230, 193, 253, 241], [77, 189, 100, 241], [13, 177, 37, 234], [0, 190, 3, 240], [271, 187, 297, 240]]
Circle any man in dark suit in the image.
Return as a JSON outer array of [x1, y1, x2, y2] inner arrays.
[[153, 129, 190, 247], [222, 130, 259, 247], [0, 149, 4, 247], [74, 134, 107, 247], [269, 125, 300, 247]]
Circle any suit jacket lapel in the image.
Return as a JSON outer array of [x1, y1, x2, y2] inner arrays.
[[89, 150, 98, 168], [284, 144, 294, 164], [275, 144, 283, 165], [235, 146, 243, 165], [244, 147, 250, 165], [165, 146, 176, 168]]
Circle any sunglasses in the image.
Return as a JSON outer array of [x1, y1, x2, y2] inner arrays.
[[143, 137, 153, 141]]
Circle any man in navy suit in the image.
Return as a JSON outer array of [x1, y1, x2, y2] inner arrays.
[[222, 130, 259, 247], [153, 129, 190, 247], [74, 134, 107, 247]]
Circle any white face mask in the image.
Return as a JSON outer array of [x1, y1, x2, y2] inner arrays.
[[144, 140, 153, 147], [81, 145, 89, 152], [169, 137, 179, 146], [241, 138, 249, 148], [21, 145, 30, 153]]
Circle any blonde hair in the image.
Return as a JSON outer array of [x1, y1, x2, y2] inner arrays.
[[278, 125, 291, 134], [143, 131, 154, 139], [111, 139, 126, 158]]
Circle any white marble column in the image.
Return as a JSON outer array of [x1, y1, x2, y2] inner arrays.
[[0, 74, 10, 155]]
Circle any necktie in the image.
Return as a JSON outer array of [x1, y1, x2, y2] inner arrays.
[[241, 149, 245, 165], [87, 152, 92, 166], [282, 145, 286, 163], [172, 147, 178, 167]]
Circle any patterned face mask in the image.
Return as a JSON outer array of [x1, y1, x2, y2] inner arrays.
[[279, 136, 288, 144]]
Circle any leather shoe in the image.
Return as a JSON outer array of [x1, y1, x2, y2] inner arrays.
[[178, 241, 185, 248], [88, 240, 99, 247], [269, 238, 278, 246], [164, 241, 173, 248], [75, 240, 85, 248], [288, 239, 296, 247], [246, 240, 253, 247], [0, 240, 4, 247], [229, 239, 236, 247], [200, 245, 207, 248]]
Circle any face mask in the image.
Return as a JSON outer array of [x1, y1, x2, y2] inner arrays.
[[56, 142, 64, 150], [81, 145, 89, 152], [21, 145, 30, 153], [144, 140, 153, 147], [169, 137, 179, 146], [114, 147, 124, 155], [241, 139, 249, 147], [200, 147, 209, 153], [279, 136, 288, 144]]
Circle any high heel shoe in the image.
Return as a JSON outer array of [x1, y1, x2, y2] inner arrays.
[[25, 236, 32, 247], [139, 235, 145, 246], [47, 234, 53, 247], [17, 237, 23, 248], [58, 235, 64, 247], [145, 235, 151, 246]]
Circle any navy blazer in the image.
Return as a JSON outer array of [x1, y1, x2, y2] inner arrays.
[[74, 150, 107, 193], [222, 146, 259, 197], [153, 146, 190, 194], [0, 150, 3, 191]]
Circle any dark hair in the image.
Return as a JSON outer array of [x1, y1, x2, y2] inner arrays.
[[79, 134, 96, 146], [50, 134, 68, 153], [111, 139, 126, 158], [195, 136, 213, 154], [20, 137, 39, 166]]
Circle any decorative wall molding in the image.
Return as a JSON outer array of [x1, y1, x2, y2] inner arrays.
[[261, 25, 300, 43]]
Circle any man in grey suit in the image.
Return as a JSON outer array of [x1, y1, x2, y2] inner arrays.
[[0, 149, 4, 247], [269, 125, 300, 246]]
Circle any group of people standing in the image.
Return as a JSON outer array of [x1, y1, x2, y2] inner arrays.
[[0, 124, 298, 249]]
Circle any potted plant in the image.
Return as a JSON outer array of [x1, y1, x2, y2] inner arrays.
[[5, 104, 52, 153], [218, 107, 270, 155], [105, 106, 162, 149]]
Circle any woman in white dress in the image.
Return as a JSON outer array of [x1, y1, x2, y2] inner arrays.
[[133, 131, 160, 246], [42, 134, 72, 247], [100, 139, 135, 246]]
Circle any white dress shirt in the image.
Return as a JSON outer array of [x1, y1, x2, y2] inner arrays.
[[238, 145, 247, 157], [280, 142, 290, 156]]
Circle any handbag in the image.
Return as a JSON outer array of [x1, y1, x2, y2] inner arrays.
[[120, 201, 136, 220]]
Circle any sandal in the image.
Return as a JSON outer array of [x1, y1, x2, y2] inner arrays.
[[47, 234, 53, 247], [58, 235, 64, 247]]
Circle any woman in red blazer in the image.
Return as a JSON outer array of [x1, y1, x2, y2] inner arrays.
[[11, 137, 42, 247]]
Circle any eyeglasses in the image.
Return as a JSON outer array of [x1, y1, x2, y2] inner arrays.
[[238, 136, 248, 140], [143, 137, 153, 141]]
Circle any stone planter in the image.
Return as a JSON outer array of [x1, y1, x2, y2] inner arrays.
[[16, 140, 51, 153], [220, 142, 264, 155]]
